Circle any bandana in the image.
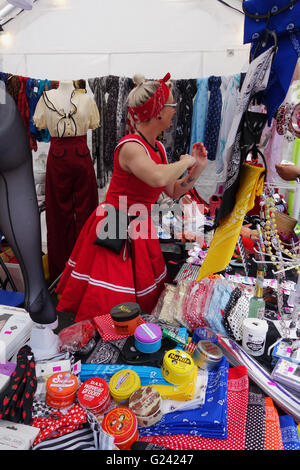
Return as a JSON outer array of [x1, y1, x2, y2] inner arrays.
[[128, 73, 171, 126]]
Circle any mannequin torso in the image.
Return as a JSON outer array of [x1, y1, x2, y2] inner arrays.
[[50, 81, 75, 116]]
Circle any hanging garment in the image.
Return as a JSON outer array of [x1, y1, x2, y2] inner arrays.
[[116, 76, 134, 144], [243, 0, 300, 125], [17, 76, 37, 152], [171, 79, 197, 162], [36, 80, 52, 143], [260, 118, 284, 183], [0, 345, 37, 425], [55, 134, 169, 322], [162, 79, 180, 161], [189, 78, 209, 154], [88, 76, 121, 188], [26, 78, 42, 141], [244, 384, 266, 450], [5, 75, 21, 104], [203, 76, 222, 161], [45, 135, 99, 281], [197, 163, 265, 281], [215, 46, 274, 223], [216, 74, 241, 176], [139, 365, 249, 450]]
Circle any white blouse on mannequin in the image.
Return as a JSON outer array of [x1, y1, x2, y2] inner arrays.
[[33, 80, 100, 138]]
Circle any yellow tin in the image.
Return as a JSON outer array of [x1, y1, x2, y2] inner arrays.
[[109, 369, 141, 404], [161, 349, 195, 386]]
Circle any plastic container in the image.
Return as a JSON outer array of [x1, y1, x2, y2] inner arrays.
[[109, 369, 141, 404], [161, 349, 195, 385], [193, 340, 223, 370], [134, 323, 162, 353], [242, 318, 268, 357], [101, 407, 138, 450], [129, 386, 162, 427], [46, 372, 78, 409], [110, 302, 142, 336], [77, 377, 111, 417]]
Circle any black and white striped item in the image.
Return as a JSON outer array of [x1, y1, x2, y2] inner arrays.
[[32, 424, 96, 450], [174, 263, 200, 282]]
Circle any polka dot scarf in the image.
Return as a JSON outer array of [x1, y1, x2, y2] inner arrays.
[[0, 345, 37, 425]]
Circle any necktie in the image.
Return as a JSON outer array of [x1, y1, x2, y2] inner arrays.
[[204, 76, 222, 161]]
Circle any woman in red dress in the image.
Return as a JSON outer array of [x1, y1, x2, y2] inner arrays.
[[55, 73, 207, 322]]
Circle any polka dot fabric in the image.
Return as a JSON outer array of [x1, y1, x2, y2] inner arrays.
[[31, 404, 87, 447], [139, 365, 249, 450], [264, 397, 284, 450]]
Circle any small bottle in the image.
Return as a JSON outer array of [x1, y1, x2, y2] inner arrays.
[[248, 263, 265, 319]]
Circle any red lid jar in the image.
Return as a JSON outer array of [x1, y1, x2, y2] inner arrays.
[[101, 407, 138, 450], [77, 377, 111, 417], [46, 372, 78, 409]]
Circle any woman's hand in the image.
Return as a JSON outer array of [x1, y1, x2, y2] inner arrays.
[[179, 154, 196, 169], [192, 142, 207, 172]]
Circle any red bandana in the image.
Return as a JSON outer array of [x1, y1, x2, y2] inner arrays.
[[128, 73, 171, 125]]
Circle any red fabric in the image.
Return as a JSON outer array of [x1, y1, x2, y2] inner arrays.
[[264, 397, 284, 450], [46, 135, 99, 281], [93, 313, 145, 342], [56, 135, 168, 321], [17, 76, 37, 152], [139, 366, 249, 450], [31, 404, 87, 446], [128, 73, 171, 127]]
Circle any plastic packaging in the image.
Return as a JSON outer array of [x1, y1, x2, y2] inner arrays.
[[58, 320, 96, 354]]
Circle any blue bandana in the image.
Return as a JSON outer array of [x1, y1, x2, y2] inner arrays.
[[243, 0, 300, 124]]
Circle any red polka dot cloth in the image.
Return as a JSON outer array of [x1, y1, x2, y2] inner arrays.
[[265, 397, 284, 450], [92, 313, 145, 342], [139, 365, 249, 450], [31, 404, 87, 447]]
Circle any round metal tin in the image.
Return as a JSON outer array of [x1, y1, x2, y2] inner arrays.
[[193, 340, 223, 370]]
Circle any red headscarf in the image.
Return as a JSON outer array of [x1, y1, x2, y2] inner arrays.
[[128, 73, 171, 128]]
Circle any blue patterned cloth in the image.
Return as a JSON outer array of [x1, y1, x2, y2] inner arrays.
[[244, 0, 300, 124], [189, 78, 209, 154], [139, 356, 229, 439], [205, 280, 232, 336], [203, 76, 222, 161], [279, 415, 300, 450], [36, 80, 51, 143], [26, 78, 42, 141]]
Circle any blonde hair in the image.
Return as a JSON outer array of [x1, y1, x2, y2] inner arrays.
[[127, 74, 172, 108]]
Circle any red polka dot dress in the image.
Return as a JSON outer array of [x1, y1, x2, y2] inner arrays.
[[56, 134, 168, 322]]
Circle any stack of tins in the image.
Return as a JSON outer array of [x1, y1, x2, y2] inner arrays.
[[77, 377, 111, 418], [46, 372, 78, 409], [129, 386, 162, 427]]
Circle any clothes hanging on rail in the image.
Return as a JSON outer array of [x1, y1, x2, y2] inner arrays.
[[215, 46, 275, 224]]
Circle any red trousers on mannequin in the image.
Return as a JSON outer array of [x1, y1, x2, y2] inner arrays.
[[45, 135, 99, 281]]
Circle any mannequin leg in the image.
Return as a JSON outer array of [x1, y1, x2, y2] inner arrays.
[[0, 88, 57, 325]]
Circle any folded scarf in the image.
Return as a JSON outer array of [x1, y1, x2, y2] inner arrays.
[[139, 365, 249, 450], [139, 357, 229, 439], [279, 415, 300, 451], [245, 384, 266, 450], [265, 397, 284, 450]]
